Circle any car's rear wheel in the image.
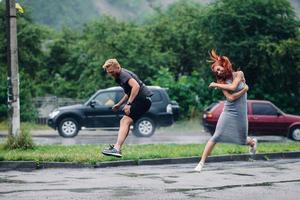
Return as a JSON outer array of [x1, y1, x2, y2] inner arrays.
[[289, 126, 300, 141], [58, 118, 79, 138], [133, 117, 156, 137]]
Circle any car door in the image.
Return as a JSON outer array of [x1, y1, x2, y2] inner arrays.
[[84, 91, 119, 128], [249, 102, 281, 135], [115, 90, 126, 122]]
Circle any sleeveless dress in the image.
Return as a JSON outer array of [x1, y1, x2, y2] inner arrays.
[[210, 79, 248, 145]]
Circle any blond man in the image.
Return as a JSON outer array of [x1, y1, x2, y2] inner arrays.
[[101, 59, 153, 157]]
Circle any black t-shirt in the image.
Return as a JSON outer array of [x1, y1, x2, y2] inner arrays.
[[115, 68, 153, 99]]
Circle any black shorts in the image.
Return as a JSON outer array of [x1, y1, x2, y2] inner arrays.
[[127, 97, 152, 122]]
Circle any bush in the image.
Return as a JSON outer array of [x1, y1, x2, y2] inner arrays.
[[4, 127, 35, 150]]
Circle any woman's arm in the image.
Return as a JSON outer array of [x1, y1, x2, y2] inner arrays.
[[222, 84, 249, 102], [209, 71, 244, 91]]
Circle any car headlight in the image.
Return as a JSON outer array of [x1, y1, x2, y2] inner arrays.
[[49, 110, 60, 118], [166, 104, 173, 114]]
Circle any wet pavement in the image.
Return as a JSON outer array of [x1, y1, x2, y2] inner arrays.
[[0, 127, 290, 145], [0, 124, 212, 145], [0, 158, 299, 199]]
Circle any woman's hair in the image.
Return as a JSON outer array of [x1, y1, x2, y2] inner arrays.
[[209, 50, 234, 83]]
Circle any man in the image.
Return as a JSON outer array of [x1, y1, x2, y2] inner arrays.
[[101, 59, 153, 157]]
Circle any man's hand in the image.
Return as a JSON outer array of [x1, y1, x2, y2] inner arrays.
[[123, 105, 131, 115], [112, 104, 121, 112]]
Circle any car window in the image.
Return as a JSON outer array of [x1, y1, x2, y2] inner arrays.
[[116, 91, 125, 102], [252, 103, 278, 115], [204, 102, 217, 112], [151, 90, 163, 102], [94, 92, 116, 107]]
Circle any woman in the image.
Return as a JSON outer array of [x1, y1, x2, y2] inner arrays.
[[194, 50, 257, 172]]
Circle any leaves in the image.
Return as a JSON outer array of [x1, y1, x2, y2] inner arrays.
[[0, 0, 300, 121]]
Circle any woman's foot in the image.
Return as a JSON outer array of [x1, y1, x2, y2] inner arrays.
[[249, 138, 258, 155], [194, 161, 204, 172]]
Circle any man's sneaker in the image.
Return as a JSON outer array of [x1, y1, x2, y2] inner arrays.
[[102, 145, 122, 158], [249, 138, 258, 155], [194, 162, 204, 172]]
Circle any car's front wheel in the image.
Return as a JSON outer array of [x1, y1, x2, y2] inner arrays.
[[58, 118, 79, 138], [289, 126, 300, 141], [133, 117, 156, 137]]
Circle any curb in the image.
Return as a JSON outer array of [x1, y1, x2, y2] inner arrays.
[[1, 151, 300, 171]]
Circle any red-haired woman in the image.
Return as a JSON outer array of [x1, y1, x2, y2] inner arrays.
[[194, 50, 257, 172]]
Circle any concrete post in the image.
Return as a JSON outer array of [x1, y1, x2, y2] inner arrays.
[[6, 0, 20, 136]]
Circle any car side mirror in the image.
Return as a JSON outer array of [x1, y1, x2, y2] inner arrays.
[[89, 100, 96, 107], [277, 112, 282, 116]]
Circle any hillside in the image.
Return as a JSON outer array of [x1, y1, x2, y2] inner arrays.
[[18, 0, 300, 30]]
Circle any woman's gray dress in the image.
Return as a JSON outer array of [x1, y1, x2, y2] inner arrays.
[[210, 80, 248, 145]]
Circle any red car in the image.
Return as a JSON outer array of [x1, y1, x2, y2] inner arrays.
[[202, 100, 300, 141]]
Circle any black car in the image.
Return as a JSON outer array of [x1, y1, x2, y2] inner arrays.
[[48, 86, 179, 138]]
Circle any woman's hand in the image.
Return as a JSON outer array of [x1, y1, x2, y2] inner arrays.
[[209, 82, 218, 89], [244, 84, 249, 91]]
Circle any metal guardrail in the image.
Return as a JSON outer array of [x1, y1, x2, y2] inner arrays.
[[33, 96, 84, 125]]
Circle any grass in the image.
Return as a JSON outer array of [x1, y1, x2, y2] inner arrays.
[[157, 119, 202, 134], [0, 142, 299, 164], [0, 121, 49, 131]]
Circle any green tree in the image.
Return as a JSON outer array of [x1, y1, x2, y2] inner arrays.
[[201, 0, 300, 113], [147, 1, 210, 79], [0, 2, 46, 121]]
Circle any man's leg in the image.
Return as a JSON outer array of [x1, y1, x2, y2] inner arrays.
[[102, 115, 133, 157], [114, 115, 133, 151]]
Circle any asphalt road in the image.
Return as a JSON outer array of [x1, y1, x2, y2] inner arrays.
[[0, 126, 213, 145], [0, 127, 290, 145], [0, 158, 299, 199]]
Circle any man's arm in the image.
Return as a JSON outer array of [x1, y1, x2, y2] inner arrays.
[[222, 84, 248, 102], [127, 78, 140, 104], [209, 71, 244, 91], [112, 94, 128, 112], [123, 78, 140, 115], [117, 94, 128, 106]]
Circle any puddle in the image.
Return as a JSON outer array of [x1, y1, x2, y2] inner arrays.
[[112, 188, 139, 197], [162, 179, 177, 184], [68, 188, 95, 193], [0, 177, 26, 184], [0, 177, 66, 185], [167, 175, 179, 178], [65, 177, 94, 180], [273, 166, 289, 170], [117, 172, 158, 178], [166, 179, 300, 193], [230, 173, 255, 177]]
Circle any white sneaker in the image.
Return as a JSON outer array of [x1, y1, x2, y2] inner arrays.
[[249, 138, 258, 155], [194, 162, 204, 172]]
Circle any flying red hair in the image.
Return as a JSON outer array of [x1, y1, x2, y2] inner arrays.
[[209, 49, 234, 83]]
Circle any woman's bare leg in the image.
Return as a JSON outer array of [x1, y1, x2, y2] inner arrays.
[[200, 140, 216, 164], [195, 140, 216, 172], [246, 137, 254, 146], [246, 136, 258, 154]]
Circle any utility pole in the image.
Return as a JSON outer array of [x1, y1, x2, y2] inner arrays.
[[6, 0, 20, 136]]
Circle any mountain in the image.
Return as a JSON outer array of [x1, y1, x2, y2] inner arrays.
[[18, 0, 300, 30]]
